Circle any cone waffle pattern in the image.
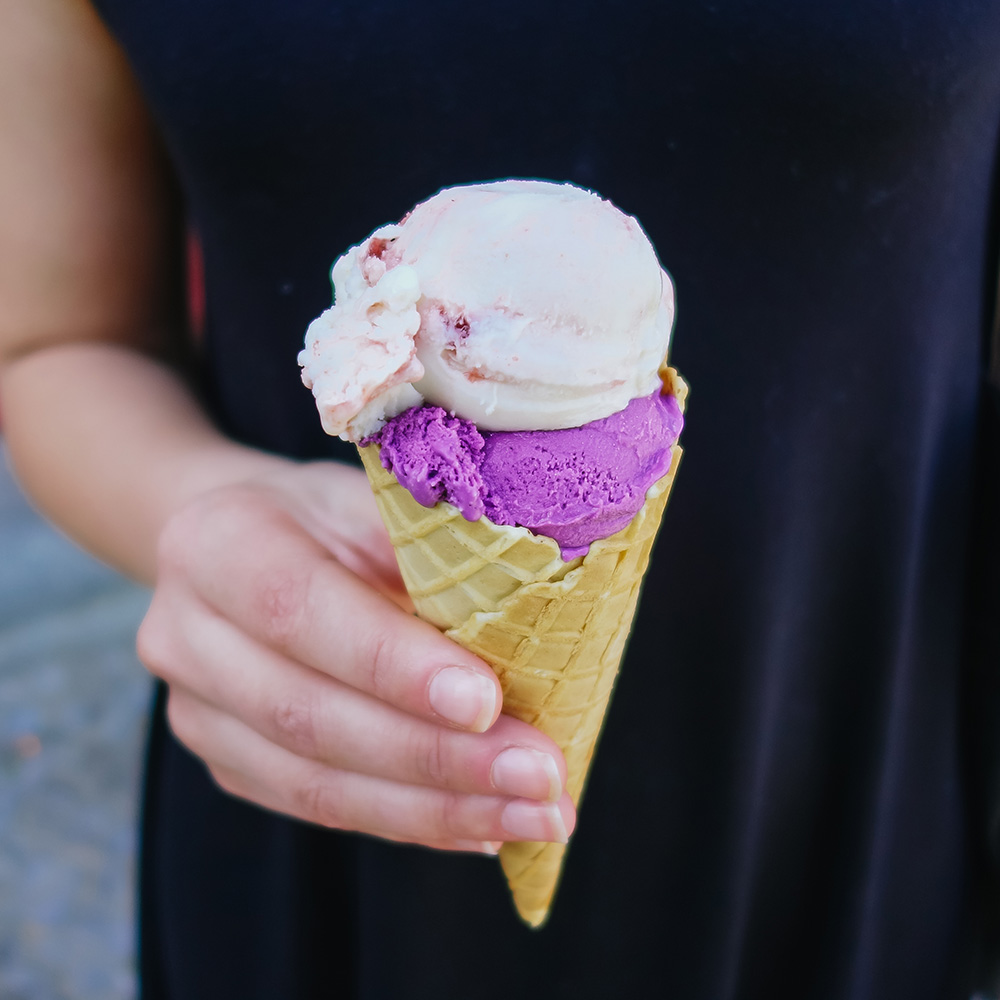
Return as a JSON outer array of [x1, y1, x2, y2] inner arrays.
[[357, 393, 682, 928]]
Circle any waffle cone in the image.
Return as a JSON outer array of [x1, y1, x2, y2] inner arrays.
[[356, 370, 685, 927]]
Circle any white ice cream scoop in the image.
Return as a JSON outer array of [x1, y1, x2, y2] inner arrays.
[[299, 179, 675, 442]]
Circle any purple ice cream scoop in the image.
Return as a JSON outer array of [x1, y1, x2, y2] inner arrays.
[[374, 406, 488, 520], [370, 388, 683, 560]]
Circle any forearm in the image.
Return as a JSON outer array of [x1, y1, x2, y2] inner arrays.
[[0, 341, 291, 585]]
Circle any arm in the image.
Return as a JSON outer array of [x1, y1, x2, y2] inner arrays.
[[0, 0, 574, 850]]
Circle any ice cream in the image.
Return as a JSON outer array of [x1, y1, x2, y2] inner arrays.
[[369, 388, 683, 559], [299, 179, 675, 441], [300, 178, 686, 928], [300, 178, 682, 557]]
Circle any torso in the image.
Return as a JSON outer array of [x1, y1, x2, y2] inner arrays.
[[94, 2, 1000, 996]]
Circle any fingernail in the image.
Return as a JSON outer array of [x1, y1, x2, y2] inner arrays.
[[454, 840, 502, 855], [500, 800, 569, 843], [491, 748, 562, 801], [428, 666, 497, 731]]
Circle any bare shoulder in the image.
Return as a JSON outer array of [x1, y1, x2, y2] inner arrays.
[[0, 0, 183, 362]]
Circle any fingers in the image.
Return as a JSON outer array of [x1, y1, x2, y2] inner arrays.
[[274, 463, 411, 608], [156, 484, 503, 732], [154, 601, 566, 801], [141, 470, 578, 852], [171, 693, 576, 849]]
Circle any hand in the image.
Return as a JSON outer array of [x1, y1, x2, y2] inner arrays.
[[137, 460, 576, 853]]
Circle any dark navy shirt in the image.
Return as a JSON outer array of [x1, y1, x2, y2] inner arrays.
[[91, 1, 1000, 997]]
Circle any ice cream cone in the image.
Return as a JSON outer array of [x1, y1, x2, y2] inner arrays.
[[355, 371, 684, 927]]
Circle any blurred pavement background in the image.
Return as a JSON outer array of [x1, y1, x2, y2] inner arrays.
[[0, 440, 151, 1000]]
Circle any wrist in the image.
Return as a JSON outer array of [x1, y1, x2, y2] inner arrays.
[[1, 341, 294, 584]]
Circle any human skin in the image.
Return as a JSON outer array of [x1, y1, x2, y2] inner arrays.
[[0, 0, 574, 851]]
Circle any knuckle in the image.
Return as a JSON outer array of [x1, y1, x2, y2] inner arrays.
[[248, 565, 310, 650], [413, 728, 450, 788], [363, 626, 401, 701], [437, 791, 469, 841], [136, 599, 185, 685], [155, 501, 204, 577], [269, 696, 320, 760], [163, 689, 196, 747], [294, 772, 346, 830], [135, 610, 167, 677], [208, 766, 245, 800]]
